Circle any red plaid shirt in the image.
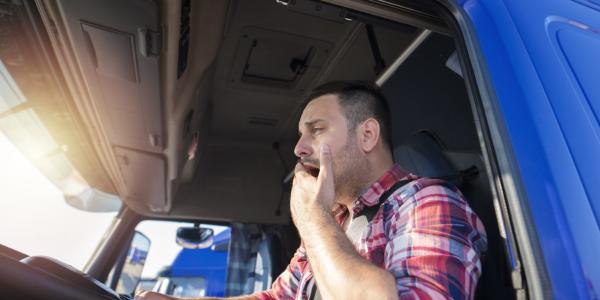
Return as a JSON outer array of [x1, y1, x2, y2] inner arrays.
[[255, 165, 487, 300]]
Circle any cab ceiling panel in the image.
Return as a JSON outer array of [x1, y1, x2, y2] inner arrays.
[[228, 27, 333, 92], [56, 0, 163, 153], [211, 0, 356, 141]]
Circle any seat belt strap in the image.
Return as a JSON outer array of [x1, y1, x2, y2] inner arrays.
[[307, 179, 414, 300], [345, 179, 413, 246]]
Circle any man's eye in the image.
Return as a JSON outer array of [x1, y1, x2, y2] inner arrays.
[[312, 128, 323, 134]]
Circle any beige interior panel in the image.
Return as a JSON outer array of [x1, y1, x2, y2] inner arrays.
[[114, 147, 168, 213], [173, 140, 290, 224], [57, 0, 163, 153]]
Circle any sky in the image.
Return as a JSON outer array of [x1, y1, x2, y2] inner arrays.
[[0, 132, 228, 279]]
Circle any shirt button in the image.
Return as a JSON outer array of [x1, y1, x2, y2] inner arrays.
[[354, 200, 360, 205]]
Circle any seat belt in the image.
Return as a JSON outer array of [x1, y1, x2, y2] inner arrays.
[[307, 179, 414, 300]]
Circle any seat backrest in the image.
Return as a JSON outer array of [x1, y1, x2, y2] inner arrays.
[[394, 131, 513, 300], [393, 131, 461, 186]]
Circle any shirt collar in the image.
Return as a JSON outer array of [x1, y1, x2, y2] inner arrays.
[[351, 164, 412, 215]]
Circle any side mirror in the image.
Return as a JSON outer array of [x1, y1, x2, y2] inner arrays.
[[114, 231, 150, 295], [176, 225, 214, 249]]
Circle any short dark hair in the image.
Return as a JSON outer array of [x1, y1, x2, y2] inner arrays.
[[304, 81, 392, 148]]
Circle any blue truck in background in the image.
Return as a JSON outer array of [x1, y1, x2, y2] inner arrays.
[[151, 228, 231, 297]]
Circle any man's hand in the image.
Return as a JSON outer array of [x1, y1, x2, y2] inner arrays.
[[288, 146, 399, 300], [135, 291, 258, 300], [135, 291, 173, 300], [290, 144, 335, 228]]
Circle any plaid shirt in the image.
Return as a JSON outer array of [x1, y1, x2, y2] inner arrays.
[[255, 165, 487, 300]]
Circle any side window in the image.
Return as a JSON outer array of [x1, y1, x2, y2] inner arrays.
[[108, 220, 230, 297]]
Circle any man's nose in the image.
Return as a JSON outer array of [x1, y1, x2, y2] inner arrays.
[[294, 136, 313, 158]]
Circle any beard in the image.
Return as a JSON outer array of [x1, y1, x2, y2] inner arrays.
[[333, 135, 371, 200]]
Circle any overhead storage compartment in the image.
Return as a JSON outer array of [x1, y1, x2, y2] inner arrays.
[[50, 0, 166, 210], [80, 22, 164, 153], [57, 0, 163, 153]]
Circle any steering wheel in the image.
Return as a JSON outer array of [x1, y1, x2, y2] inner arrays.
[[0, 254, 131, 300]]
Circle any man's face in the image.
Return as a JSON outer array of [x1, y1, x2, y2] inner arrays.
[[294, 94, 369, 198]]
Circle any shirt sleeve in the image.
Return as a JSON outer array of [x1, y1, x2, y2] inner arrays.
[[252, 246, 306, 300], [384, 183, 488, 300]]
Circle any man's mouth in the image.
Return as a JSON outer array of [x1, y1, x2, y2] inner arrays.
[[302, 163, 320, 178]]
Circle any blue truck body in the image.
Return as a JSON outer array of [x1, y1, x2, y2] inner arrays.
[[458, 0, 600, 298]]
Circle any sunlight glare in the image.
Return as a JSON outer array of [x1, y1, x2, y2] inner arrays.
[[0, 132, 117, 269]]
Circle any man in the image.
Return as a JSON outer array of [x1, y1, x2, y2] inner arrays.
[[137, 81, 487, 300]]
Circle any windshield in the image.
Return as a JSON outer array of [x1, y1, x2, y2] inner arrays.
[[0, 132, 116, 269], [111, 220, 231, 297]]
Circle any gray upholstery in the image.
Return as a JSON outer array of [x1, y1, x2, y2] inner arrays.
[[393, 131, 458, 183]]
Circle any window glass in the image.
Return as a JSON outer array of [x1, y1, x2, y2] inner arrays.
[[0, 57, 118, 270], [131, 220, 230, 297], [0, 132, 117, 269]]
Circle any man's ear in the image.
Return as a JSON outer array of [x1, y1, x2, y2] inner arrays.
[[358, 118, 380, 153]]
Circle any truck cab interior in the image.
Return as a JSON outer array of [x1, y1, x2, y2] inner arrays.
[[0, 0, 530, 299]]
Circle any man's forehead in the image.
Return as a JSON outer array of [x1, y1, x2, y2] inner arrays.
[[299, 95, 339, 123]]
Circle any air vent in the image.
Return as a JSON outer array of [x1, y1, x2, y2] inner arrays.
[[248, 116, 278, 127], [177, 0, 191, 78]]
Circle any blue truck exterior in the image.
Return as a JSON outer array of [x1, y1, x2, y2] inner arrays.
[[159, 228, 231, 297], [455, 0, 600, 298]]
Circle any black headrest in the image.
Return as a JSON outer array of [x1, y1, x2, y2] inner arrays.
[[393, 131, 459, 185]]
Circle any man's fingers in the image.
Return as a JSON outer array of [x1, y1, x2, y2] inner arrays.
[[293, 162, 312, 183], [294, 162, 304, 174], [317, 144, 334, 187]]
